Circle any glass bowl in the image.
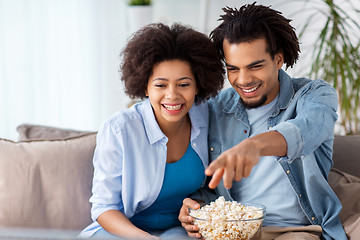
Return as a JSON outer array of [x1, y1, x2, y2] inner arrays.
[[189, 202, 266, 240]]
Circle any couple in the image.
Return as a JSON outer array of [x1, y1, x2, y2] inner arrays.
[[80, 3, 347, 240]]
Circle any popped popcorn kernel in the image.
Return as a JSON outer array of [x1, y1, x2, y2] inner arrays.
[[189, 196, 265, 240]]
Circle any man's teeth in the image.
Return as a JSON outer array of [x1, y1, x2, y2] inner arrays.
[[242, 85, 259, 93], [163, 104, 182, 111]]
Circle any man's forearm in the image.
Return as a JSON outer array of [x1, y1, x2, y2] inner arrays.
[[249, 130, 287, 157], [205, 130, 288, 189]]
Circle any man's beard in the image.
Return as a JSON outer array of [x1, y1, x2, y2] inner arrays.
[[240, 95, 268, 109]]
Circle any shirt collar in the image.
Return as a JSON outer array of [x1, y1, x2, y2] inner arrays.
[[141, 99, 207, 145], [141, 98, 167, 145], [278, 69, 294, 110], [188, 103, 207, 129]]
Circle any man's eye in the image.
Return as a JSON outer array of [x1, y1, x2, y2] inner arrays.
[[250, 65, 262, 69], [227, 67, 238, 72]]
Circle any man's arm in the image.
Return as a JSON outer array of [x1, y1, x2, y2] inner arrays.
[[205, 130, 287, 189]]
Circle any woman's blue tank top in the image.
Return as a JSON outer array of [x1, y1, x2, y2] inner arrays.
[[130, 144, 205, 231]]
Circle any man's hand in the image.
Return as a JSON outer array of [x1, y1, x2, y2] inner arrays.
[[205, 131, 287, 189], [178, 198, 202, 239], [205, 138, 261, 189]]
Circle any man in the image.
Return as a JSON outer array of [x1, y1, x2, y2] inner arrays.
[[179, 3, 347, 240]]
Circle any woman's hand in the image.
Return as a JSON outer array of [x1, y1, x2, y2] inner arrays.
[[178, 198, 203, 239]]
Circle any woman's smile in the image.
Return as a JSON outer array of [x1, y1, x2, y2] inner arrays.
[[162, 103, 184, 112]]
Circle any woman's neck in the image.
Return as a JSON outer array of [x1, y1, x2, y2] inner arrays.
[[157, 114, 191, 139]]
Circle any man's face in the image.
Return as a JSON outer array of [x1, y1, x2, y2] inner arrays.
[[223, 38, 284, 108]]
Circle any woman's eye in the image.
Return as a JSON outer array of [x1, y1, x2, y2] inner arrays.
[[179, 83, 190, 87], [155, 84, 166, 88]]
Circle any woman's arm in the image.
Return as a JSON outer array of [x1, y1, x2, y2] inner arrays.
[[97, 209, 159, 239], [91, 121, 159, 239]]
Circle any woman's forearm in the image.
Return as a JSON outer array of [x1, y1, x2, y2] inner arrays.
[[97, 209, 157, 239]]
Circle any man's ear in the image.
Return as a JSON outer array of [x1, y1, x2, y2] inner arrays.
[[275, 52, 284, 69], [145, 89, 148, 97]]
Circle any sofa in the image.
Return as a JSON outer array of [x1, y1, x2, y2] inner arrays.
[[0, 124, 359, 239]]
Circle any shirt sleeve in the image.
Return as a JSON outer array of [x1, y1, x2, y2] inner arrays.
[[271, 80, 338, 161], [89, 120, 124, 221], [189, 186, 218, 203]]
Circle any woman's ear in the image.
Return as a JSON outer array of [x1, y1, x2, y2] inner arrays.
[[145, 89, 148, 97]]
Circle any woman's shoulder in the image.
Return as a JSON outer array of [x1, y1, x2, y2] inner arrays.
[[102, 101, 147, 133], [188, 101, 209, 128], [190, 101, 208, 114]]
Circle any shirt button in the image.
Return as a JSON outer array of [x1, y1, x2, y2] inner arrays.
[[193, 143, 197, 147], [311, 217, 315, 221], [286, 170, 290, 174], [210, 147, 214, 151], [269, 127, 273, 130], [299, 194, 302, 198], [244, 130, 247, 133]]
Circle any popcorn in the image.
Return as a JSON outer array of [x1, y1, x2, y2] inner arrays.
[[189, 196, 265, 240]]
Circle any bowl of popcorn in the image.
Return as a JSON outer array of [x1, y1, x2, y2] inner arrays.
[[189, 196, 266, 240]]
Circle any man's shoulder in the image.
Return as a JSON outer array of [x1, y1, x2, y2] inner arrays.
[[291, 75, 333, 93]]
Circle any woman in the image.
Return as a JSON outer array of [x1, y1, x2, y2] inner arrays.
[[79, 23, 224, 239]]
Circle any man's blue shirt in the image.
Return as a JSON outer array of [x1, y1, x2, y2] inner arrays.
[[207, 69, 347, 240], [231, 94, 310, 227]]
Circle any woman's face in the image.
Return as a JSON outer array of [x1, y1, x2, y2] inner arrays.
[[145, 59, 197, 126]]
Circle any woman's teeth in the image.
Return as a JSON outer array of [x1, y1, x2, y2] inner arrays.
[[242, 85, 260, 93], [163, 104, 182, 111]]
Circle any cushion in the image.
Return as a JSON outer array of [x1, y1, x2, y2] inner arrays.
[[333, 135, 360, 178], [17, 124, 95, 141], [0, 133, 96, 230], [329, 168, 360, 239]]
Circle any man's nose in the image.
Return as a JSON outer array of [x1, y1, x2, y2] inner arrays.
[[235, 70, 252, 87]]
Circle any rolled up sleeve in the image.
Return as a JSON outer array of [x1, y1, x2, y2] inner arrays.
[[89, 121, 124, 221], [271, 80, 338, 162], [271, 121, 304, 161]]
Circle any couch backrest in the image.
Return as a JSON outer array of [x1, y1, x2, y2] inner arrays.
[[0, 133, 96, 230], [333, 135, 360, 178]]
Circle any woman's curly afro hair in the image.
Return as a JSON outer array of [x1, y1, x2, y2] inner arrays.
[[120, 23, 225, 104]]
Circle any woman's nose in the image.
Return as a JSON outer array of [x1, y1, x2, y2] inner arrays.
[[165, 85, 179, 99]]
